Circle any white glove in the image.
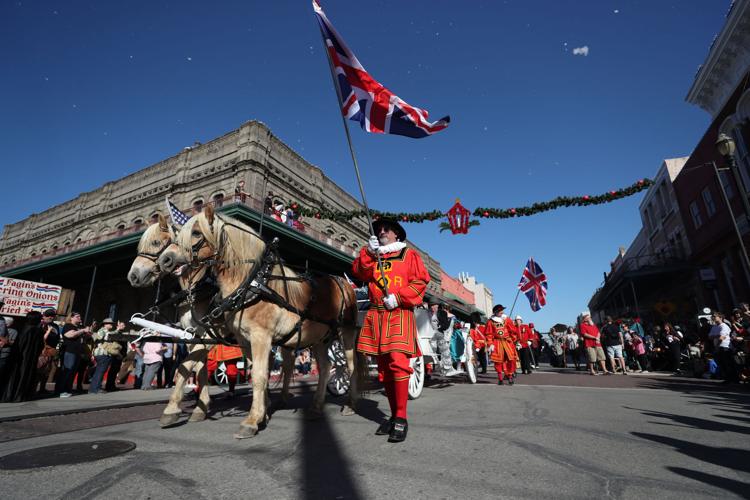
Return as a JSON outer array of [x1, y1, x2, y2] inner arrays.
[[527, 340, 532, 346], [383, 294, 398, 310], [367, 235, 380, 255], [515, 343, 522, 349], [488, 345, 495, 353]]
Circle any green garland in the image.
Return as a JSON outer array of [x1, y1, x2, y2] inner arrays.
[[288, 178, 653, 224]]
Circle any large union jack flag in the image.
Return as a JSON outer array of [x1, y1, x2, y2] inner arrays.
[[312, 1, 449, 138], [518, 258, 548, 312]]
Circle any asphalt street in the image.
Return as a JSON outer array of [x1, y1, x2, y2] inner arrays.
[[0, 371, 748, 500]]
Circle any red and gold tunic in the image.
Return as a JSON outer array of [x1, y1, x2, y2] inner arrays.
[[484, 318, 519, 363], [352, 246, 430, 357], [469, 326, 487, 349]]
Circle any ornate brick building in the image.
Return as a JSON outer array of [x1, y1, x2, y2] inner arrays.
[[0, 120, 472, 321]]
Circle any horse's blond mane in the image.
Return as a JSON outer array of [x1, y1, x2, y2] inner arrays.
[[177, 212, 307, 309], [137, 222, 175, 253]]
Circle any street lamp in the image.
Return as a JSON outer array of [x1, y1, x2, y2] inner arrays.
[[716, 133, 737, 158], [714, 132, 750, 285]]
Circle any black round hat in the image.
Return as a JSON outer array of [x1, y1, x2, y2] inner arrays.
[[372, 218, 406, 242]]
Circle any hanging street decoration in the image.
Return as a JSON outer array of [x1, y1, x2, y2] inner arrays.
[[288, 178, 653, 233], [446, 199, 471, 234]]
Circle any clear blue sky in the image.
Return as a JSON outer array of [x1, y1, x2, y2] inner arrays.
[[0, 1, 729, 330]]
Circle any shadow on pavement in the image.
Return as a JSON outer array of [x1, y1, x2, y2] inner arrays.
[[632, 432, 750, 474], [296, 384, 364, 500], [624, 407, 750, 435], [667, 467, 750, 497]]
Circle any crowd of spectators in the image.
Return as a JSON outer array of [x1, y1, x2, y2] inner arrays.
[[543, 304, 749, 383]]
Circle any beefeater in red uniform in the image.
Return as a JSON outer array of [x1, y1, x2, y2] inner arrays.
[[469, 312, 487, 374], [515, 316, 534, 375], [484, 304, 519, 385], [352, 218, 430, 443]]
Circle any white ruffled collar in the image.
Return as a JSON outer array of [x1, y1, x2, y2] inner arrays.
[[378, 241, 407, 255], [490, 315, 504, 323]]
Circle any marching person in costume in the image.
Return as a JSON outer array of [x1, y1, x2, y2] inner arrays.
[[515, 315, 534, 375], [352, 218, 430, 443], [205, 344, 244, 398], [469, 313, 487, 374], [484, 304, 519, 385]]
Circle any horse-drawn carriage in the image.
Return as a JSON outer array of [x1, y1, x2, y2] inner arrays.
[[326, 300, 477, 399]]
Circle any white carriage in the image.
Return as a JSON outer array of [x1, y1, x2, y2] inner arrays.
[[326, 306, 478, 399]]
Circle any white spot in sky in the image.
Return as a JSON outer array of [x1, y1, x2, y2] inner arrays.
[[614, 9, 619, 14], [186, 56, 192, 61], [572, 46, 589, 56]]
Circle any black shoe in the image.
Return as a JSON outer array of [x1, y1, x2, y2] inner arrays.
[[375, 418, 394, 436], [388, 418, 408, 443], [508, 376, 515, 386], [497, 379, 504, 385]]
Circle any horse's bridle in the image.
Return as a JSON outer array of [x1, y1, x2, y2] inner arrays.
[[137, 239, 171, 263]]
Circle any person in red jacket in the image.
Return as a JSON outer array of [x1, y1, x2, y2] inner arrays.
[[579, 312, 609, 375], [529, 322, 541, 368], [352, 218, 430, 443], [485, 304, 519, 385], [468, 313, 487, 374], [515, 316, 534, 374]]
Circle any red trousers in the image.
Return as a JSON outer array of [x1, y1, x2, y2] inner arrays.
[[494, 360, 516, 378], [376, 352, 412, 420]]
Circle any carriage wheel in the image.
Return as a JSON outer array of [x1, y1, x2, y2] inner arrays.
[[213, 362, 229, 386], [465, 336, 477, 384], [408, 355, 425, 400], [326, 339, 351, 396]]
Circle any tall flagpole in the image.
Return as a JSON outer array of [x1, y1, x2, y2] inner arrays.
[[316, 23, 389, 296]]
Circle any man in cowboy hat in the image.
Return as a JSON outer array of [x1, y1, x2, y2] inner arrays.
[[352, 218, 430, 443], [484, 304, 520, 385]]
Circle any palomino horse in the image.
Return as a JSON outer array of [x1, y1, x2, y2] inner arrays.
[[127, 215, 258, 426], [161, 205, 363, 439]]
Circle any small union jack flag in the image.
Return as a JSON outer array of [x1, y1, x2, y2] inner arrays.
[[165, 197, 189, 227], [518, 258, 548, 312], [313, 1, 450, 138]]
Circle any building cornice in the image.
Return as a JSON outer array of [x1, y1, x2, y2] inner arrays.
[[686, 0, 750, 117]]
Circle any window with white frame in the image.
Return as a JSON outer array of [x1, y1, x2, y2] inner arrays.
[[702, 187, 716, 217], [689, 200, 702, 228]]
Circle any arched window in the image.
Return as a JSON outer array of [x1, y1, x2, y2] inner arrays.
[[116, 224, 126, 232], [192, 199, 204, 214], [63, 240, 71, 246], [133, 217, 144, 228], [150, 213, 160, 223], [51, 244, 58, 251], [212, 192, 225, 208], [338, 234, 348, 243]]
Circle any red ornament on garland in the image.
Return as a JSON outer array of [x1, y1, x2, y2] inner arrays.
[[510, 208, 517, 215], [446, 198, 471, 234], [583, 195, 590, 201], [610, 190, 617, 196], [483, 211, 490, 217], [315, 213, 321, 219], [402, 215, 408, 222]]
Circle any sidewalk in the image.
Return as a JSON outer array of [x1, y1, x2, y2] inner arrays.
[[0, 375, 321, 423]]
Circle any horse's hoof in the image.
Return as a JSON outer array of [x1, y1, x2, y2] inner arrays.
[[188, 410, 207, 423], [234, 424, 258, 439], [159, 413, 181, 428], [341, 405, 356, 416]]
